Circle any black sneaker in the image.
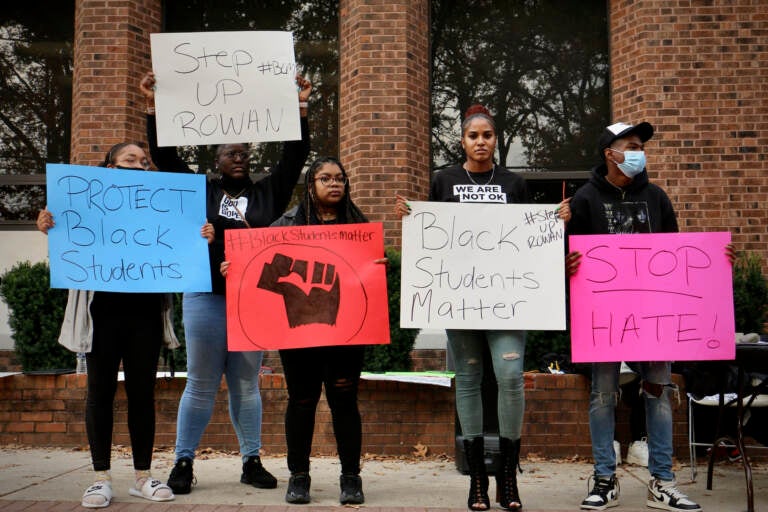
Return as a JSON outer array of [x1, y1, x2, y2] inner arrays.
[[339, 474, 365, 504], [647, 478, 701, 511], [580, 474, 619, 510], [285, 472, 311, 504], [167, 457, 194, 495], [241, 456, 277, 489]]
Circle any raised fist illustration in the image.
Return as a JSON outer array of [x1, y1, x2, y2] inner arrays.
[[257, 253, 341, 328]]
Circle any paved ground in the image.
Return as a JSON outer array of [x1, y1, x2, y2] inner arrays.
[[0, 446, 766, 511]]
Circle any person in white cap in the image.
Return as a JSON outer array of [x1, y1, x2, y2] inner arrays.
[[566, 121, 702, 511]]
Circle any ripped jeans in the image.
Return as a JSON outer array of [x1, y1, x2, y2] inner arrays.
[[590, 361, 677, 480], [448, 329, 526, 440]]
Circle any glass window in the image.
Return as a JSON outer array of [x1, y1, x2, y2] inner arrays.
[[0, 4, 74, 225], [431, 0, 609, 193], [162, 0, 339, 179]]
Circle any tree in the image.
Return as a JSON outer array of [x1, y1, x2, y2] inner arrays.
[[431, 0, 609, 172]]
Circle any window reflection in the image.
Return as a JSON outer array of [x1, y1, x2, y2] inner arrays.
[[431, 0, 609, 173], [0, 5, 73, 222]]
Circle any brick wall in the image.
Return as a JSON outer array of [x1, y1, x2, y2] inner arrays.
[[339, 0, 431, 247], [70, 0, 160, 165], [609, 0, 768, 259], [0, 372, 693, 460]]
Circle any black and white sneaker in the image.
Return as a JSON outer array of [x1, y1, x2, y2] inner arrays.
[[580, 474, 619, 510], [647, 478, 701, 511]]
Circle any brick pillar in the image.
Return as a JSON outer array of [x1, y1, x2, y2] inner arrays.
[[71, 0, 162, 166], [608, 1, 768, 257], [339, 0, 431, 248]]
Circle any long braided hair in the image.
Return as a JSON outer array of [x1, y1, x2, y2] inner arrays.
[[294, 156, 368, 226]]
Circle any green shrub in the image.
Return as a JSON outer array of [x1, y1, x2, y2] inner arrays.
[[363, 247, 418, 372], [0, 261, 72, 371], [733, 252, 768, 334]]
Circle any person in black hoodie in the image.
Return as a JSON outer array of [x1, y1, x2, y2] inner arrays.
[[139, 71, 311, 495], [567, 122, 702, 512]]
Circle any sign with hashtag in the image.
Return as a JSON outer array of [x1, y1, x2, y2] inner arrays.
[[224, 223, 390, 350], [400, 201, 566, 330], [569, 232, 735, 362], [150, 31, 301, 147]]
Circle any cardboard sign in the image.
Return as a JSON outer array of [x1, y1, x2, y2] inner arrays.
[[150, 31, 301, 146], [569, 232, 735, 362], [46, 164, 210, 292], [225, 223, 390, 350], [400, 201, 566, 330]]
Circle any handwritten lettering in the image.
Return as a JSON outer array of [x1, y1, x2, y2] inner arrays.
[[46, 164, 209, 293], [400, 202, 566, 330], [569, 232, 734, 363]]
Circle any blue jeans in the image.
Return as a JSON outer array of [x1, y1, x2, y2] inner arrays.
[[589, 361, 676, 480], [175, 292, 264, 462], [448, 329, 526, 440]]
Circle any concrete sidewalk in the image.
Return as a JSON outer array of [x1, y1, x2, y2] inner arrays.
[[0, 447, 765, 511]]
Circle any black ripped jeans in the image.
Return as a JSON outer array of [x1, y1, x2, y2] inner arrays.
[[279, 345, 365, 475]]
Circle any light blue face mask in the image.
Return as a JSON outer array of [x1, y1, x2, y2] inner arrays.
[[609, 148, 646, 178]]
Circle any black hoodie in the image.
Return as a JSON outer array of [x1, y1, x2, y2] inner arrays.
[[567, 163, 678, 236]]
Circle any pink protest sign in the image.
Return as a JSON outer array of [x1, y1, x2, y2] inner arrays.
[[569, 232, 734, 362]]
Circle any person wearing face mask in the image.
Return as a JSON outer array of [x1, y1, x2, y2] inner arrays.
[[36, 142, 215, 508], [566, 122, 702, 512], [139, 71, 311, 496]]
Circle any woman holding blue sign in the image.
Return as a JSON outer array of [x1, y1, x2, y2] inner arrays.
[[140, 71, 312, 495], [395, 105, 571, 512], [37, 142, 215, 508]]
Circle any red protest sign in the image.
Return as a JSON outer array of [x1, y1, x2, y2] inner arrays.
[[224, 223, 390, 350]]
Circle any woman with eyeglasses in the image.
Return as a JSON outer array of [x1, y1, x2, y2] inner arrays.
[[221, 156, 377, 505], [139, 71, 312, 495], [37, 142, 215, 508]]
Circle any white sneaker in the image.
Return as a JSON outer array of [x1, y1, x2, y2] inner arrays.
[[613, 440, 621, 466], [626, 437, 649, 467], [647, 478, 701, 511], [581, 474, 619, 510]]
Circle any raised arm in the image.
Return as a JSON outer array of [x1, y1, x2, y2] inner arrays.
[[139, 71, 194, 174]]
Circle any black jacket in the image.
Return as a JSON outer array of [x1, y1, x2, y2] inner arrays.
[[147, 114, 310, 294]]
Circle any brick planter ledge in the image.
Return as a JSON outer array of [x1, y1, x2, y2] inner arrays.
[[0, 372, 690, 459]]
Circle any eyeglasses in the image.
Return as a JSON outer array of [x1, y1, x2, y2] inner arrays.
[[314, 175, 347, 186], [223, 151, 250, 161]]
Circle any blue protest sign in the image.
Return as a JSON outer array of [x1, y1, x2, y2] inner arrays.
[[45, 164, 211, 292]]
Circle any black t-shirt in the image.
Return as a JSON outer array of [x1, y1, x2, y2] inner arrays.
[[429, 164, 528, 204]]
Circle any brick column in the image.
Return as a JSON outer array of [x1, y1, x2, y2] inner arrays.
[[609, 1, 768, 257], [71, 0, 161, 166], [339, 0, 431, 248]]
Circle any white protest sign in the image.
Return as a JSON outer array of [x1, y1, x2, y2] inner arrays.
[[400, 201, 566, 330], [150, 31, 300, 147]]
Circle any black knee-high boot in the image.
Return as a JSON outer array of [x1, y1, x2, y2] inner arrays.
[[496, 437, 522, 511], [464, 437, 490, 511]]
